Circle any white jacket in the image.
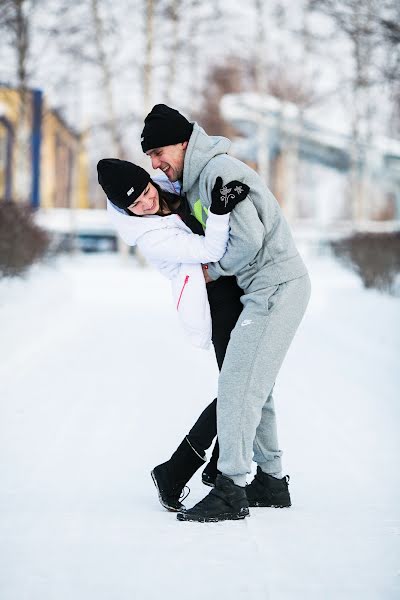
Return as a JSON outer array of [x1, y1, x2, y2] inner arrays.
[[107, 199, 230, 349]]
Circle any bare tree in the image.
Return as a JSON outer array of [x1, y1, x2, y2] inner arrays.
[[379, 2, 400, 134], [177, 0, 226, 116], [310, 0, 388, 221], [90, 0, 125, 157], [0, 0, 37, 202], [272, 0, 317, 220], [143, 0, 154, 113], [254, 0, 269, 182], [163, 0, 182, 104], [195, 60, 245, 136], [0, 0, 32, 94]]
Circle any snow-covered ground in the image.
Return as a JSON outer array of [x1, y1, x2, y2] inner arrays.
[[0, 251, 399, 600]]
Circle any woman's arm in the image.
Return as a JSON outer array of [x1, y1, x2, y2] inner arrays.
[[137, 211, 231, 264], [107, 197, 229, 265]]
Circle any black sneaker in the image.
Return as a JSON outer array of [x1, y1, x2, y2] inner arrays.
[[246, 467, 291, 508], [151, 463, 188, 512], [177, 474, 250, 523]]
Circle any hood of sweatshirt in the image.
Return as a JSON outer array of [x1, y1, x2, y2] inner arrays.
[[107, 199, 170, 246], [182, 123, 231, 193]]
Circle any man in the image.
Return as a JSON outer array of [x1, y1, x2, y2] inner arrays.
[[142, 104, 311, 523]]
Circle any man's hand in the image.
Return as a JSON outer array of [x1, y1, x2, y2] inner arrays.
[[202, 264, 213, 284], [210, 177, 250, 215]]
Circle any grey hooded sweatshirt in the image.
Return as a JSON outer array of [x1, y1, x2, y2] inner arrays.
[[182, 123, 308, 293]]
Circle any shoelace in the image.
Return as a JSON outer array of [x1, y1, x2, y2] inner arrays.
[[168, 483, 190, 503], [179, 485, 190, 502]]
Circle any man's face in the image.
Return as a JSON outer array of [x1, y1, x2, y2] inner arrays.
[[146, 141, 188, 182]]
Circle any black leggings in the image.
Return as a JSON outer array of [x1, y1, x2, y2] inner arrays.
[[187, 276, 243, 467]]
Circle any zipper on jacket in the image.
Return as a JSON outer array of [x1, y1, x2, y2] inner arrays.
[[176, 275, 189, 310]]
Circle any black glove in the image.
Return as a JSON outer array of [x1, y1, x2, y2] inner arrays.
[[210, 177, 250, 215]]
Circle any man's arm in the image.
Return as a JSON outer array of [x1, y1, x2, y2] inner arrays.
[[198, 155, 265, 280], [206, 199, 265, 280]]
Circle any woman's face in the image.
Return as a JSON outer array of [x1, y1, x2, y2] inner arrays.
[[127, 182, 160, 216]]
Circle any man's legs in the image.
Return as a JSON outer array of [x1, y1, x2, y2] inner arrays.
[[252, 387, 282, 474], [217, 275, 311, 484], [177, 274, 311, 522], [246, 388, 291, 508]]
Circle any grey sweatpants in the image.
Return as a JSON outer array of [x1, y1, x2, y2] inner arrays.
[[216, 273, 311, 486]]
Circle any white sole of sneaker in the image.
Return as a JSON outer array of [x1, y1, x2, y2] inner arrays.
[[248, 501, 291, 508], [176, 508, 250, 523]]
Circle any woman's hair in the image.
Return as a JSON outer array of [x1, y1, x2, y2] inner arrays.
[[124, 179, 181, 217]]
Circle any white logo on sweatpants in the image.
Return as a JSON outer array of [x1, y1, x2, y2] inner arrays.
[[241, 319, 253, 327]]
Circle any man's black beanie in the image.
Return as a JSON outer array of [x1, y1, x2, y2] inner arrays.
[[97, 158, 150, 210], [141, 104, 193, 152]]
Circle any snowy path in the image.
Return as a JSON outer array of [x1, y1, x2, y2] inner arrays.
[[0, 253, 399, 599]]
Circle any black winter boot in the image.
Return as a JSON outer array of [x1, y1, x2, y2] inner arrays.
[[246, 467, 291, 508], [177, 474, 250, 522], [201, 468, 221, 487], [151, 438, 206, 512], [201, 439, 220, 487]]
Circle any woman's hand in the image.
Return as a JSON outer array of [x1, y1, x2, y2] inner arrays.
[[210, 177, 250, 215]]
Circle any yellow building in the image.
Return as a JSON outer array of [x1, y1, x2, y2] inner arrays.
[[0, 85, 88, 209]]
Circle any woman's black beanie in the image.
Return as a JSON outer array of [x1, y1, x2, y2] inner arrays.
[[97, 158, 151, 209], [141, 104, 193, 152]]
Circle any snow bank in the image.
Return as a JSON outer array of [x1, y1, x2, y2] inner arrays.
[[0, 253, 399, 599]]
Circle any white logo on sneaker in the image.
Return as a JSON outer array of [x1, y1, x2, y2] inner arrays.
[[241, 319, 253, 327]]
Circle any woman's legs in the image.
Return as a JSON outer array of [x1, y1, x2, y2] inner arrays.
[[186, 398, 217, 453], [186, 277, 243, 470], [151, 277, 243, 509], [209, 277, 244, 371]]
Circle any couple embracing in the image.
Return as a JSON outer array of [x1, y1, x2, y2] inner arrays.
[[97, 104, 310, 523]]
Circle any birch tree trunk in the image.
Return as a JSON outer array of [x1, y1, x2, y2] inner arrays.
[[143, 0, 154, 114], [254, 0, 269, 183], [91, 0, 125, 158], [13, 0, 31, 203], [165, 0, 181, 105], [183, 0, 203, 113], [284, 0, 313, 222]]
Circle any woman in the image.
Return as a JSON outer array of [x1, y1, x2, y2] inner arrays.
[[97, 158, 247, 509], [98, 158, 247, 349]]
